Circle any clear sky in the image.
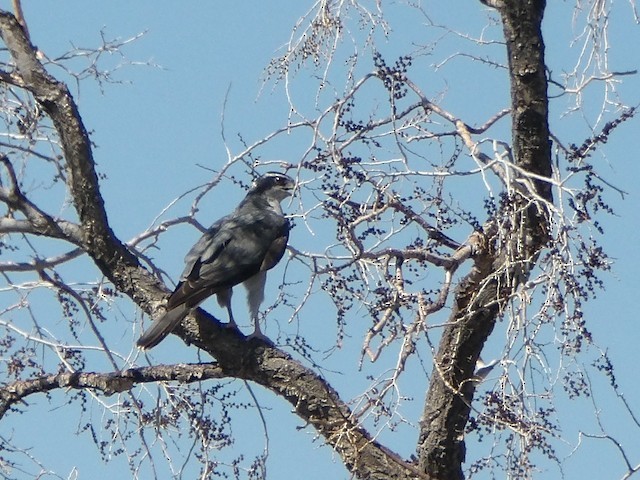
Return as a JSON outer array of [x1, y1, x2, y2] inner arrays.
[[2, 1, 640, 479]]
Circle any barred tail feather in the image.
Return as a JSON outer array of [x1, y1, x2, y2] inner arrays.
[[136, 304, 190, 349]]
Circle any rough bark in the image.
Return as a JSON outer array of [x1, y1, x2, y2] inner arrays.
[[0, 363, 226, 418], [416, 1, 552, 478]]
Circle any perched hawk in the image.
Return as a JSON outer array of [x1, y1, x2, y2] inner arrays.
[[137, 172, 295, 349]]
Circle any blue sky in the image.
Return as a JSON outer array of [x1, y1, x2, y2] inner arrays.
[[2, 1, 640, 479]]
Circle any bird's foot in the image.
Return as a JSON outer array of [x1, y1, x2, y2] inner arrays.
[[223, 319, 240, 331], [246, 329, 274, 346]]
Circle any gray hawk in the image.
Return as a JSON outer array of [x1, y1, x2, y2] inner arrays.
[[137, 172, 294, 349]]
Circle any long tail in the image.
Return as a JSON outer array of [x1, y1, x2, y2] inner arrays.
[[136, 304, 190, 349]]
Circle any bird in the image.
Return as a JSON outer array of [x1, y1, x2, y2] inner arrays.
[[473, 356, 499, 382], [136, 172, 295, 349]]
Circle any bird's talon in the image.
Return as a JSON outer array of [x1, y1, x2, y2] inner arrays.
[[247, 332, 274, 346]]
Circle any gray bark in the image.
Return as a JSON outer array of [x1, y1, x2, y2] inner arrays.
[[416, 1, 552, 478]]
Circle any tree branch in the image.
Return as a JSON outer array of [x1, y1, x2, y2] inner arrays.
[[0, 248, 83, 272], [0, 10, 166, 312], [416, 1, 553, 478], [0, 155, 83, 242], [0, 363, 226, 419]]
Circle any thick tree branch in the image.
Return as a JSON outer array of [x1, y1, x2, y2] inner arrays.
[[159, 310, 430, 479], [0, 11, 165, 313], [416, 1, 553, 478]]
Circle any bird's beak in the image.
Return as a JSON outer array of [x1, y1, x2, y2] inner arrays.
[[285, 181, 296, 195]]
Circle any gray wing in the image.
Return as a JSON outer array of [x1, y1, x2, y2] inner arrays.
[[167, 210, 288, 310], [138, 210, 290, 349], [259, 225, 289, 271], [136, 219, 234, 350]]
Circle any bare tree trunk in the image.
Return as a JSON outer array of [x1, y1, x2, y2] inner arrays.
[[416, 1, 552, 478]]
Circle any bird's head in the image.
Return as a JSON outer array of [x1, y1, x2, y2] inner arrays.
[[250, 172, 295, 202]]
